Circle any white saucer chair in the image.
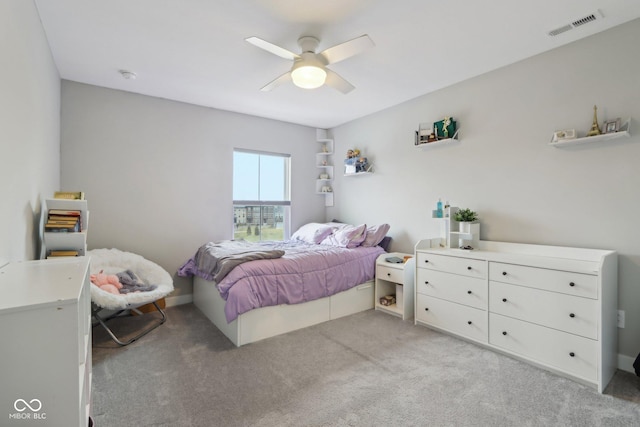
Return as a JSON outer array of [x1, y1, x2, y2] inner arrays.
[[88, 248, 174, 346]]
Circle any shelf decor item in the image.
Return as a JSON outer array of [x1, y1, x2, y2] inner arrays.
[[453, 208, 478, 233], [552, 129, 576, 142], [603, 118, 621, 134], [434, 116, 457, 139], [587, 105, 602, 137]]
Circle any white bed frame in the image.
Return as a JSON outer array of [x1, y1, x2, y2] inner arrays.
[[193, 277, 375, 346]]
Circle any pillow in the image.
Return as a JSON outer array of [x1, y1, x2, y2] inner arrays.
[[360, 224, 391, 247], [291, 223, 335, 244], [321, 223, 367, 248]]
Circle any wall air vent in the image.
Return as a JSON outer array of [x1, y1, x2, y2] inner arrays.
[[548, 10, 603, 37]]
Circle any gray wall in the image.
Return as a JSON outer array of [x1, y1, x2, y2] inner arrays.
[[0, 0, 60, 264], [60, 82, 324, 300], [328, 20, 640, 364]]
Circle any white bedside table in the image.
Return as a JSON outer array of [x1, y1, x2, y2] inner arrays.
[[375, 252, 415, 320]]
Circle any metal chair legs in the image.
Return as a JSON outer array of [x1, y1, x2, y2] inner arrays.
[[92, 301, 167, 346]]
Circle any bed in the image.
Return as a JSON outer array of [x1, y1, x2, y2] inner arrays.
[[178, 222, 390, 346]]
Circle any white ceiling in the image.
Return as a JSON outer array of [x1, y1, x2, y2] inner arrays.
[[34, 0, 640, 129]]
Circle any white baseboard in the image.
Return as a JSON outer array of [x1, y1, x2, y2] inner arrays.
[[165, 293, 193, 307], [618, 353, 636, 373]]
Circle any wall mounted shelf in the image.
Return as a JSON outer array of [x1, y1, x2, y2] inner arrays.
[[415, 128, 460, 150], [549, 118, 631, 147], [316, 129, 334, 207], [344, 171, 373, 177]]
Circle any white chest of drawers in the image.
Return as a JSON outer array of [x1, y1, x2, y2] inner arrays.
[[414, 239, 617, 393]]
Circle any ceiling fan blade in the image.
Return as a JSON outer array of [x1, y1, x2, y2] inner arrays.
[[260, 71, 292, 92], [320, 34, 374, 64], [324, 69, 355, 94], [246, 37, 299, 61]]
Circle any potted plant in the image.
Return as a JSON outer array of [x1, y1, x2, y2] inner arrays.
[[454, 208, 478, 233]]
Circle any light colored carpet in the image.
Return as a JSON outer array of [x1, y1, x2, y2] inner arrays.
[[91, 304, 640, 427]]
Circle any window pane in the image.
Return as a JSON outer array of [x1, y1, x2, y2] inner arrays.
[[233, 205, 288, 242], [259, 155, 288, 201], [233, 151, 259, 200]]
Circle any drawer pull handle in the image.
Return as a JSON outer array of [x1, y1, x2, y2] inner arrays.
[[467, 321, 472, 325], [424, 281, 429, 285], [569, 313, 575, 318], [467, 266, 472, 270], [424, 260, 429, 263], [424, 307, 429, 311], [502, 298, 507, 302], [502, 271, 507, 276], [467, 290, 472, 294], [569, 282, 575, 287], [502, 331, 507, 336], [569, 352, 575, 357], [387, 273, 391, 277]]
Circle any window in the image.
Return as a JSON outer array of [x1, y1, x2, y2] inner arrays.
[[233, 149, 291, 242]]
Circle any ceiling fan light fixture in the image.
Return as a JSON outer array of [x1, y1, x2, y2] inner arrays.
[[291, 64, 327, 89]]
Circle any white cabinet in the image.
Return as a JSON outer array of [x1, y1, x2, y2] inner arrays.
[[40, 198, 89, 259], [414, 238, 617, 393], [316, 129, 334, 207], [0, 257, 92, 426], [375, 253, 415, 320]]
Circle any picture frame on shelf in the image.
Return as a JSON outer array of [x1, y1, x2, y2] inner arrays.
[[552, 129, 576, 142], [603, 118, 621, 134]]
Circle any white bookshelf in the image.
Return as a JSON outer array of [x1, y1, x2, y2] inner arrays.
[[40, 198, 89, 259]]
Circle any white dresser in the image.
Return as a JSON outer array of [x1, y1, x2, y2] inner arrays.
[[0, 257, 92, 427], [414, 239, 617, 392]]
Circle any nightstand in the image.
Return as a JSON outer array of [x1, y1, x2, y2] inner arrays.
[[375, 252, 415, 320]]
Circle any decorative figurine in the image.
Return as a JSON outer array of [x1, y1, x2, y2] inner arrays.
[[587, 105, 602, 137]]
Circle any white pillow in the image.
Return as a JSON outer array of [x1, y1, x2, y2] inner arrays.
[[291, 223, 335, 244], [321, 224, 367, 248], [361, 224, 391, 247]]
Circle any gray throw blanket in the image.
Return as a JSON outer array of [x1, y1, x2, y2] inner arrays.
[[194, 240, 285, 283], [116, 269, 158, 294]]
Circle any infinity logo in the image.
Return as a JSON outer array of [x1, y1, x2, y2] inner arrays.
[[14, 399, 42, 412]]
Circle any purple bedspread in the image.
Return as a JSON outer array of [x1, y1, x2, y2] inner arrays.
[[180, 240, 385, 323]]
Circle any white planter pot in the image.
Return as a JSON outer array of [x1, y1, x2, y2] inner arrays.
[[459, 222, 471, 233]]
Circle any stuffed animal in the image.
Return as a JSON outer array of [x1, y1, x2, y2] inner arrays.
[[90, 270, 123, 295]]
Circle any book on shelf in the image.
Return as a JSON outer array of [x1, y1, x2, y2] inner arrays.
[[47, 250, 79, 258], [54, 191, 85, 200], [45, 223, 80, 232], [48, 209, 81, 217], [45, 210, 81, 232], [47, 216, 80, 224]]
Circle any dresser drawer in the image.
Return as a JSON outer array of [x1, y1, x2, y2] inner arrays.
[[416, 252, 487, 279], [489, 281, 598, 339], [376, 264, 404, 284], [489, 262, 597, 299], [417, 268, 487, 310], [416, 294, 487, 343], [489, 313, 597, 382]]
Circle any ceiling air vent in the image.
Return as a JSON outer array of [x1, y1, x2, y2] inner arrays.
[[548, 25, 573, 37], [572, 14, 597, 28], [548, 10, 603, 37]]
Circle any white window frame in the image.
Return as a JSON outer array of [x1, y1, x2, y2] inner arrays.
[[232, 149, 291, 241]]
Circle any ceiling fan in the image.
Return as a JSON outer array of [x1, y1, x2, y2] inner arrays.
[[245, 34, 374, 94]]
